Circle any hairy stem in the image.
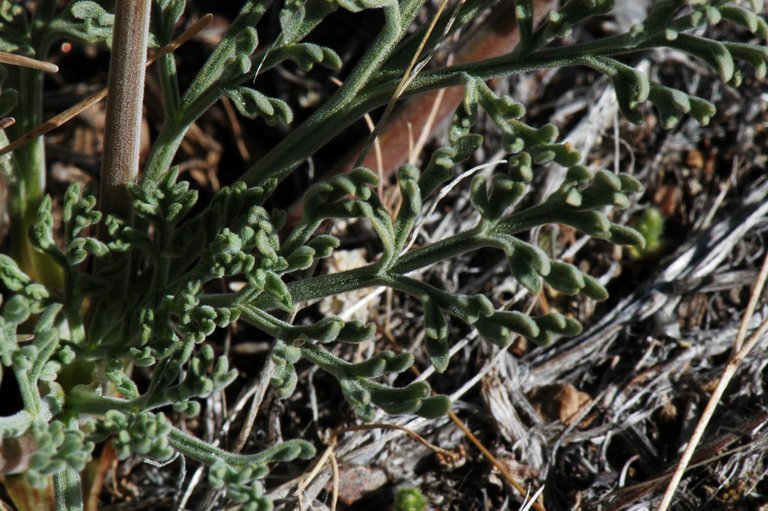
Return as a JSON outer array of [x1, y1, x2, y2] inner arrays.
[[7, 63, 63, 287], [54, 466, 83, 511], [98, 0, 152, 222]]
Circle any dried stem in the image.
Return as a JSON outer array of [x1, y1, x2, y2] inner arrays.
[[329, 449, 340, 511], [352, 0, 454, 168], [449, 410, 547, 511], [335, 423, 456, 458], [656, 251, 768, 511], [98, 0, 152, 222], [0, 51, 58, 73]]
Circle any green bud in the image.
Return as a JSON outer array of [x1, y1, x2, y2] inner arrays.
[[609, 224, 646, 247], [689, 96, 717, 126], [416, 395, 452, 418], [534, 312, 582, 336], [671, 34, 734, 83], [264, 271, 293, 312], [476, 310, 540, 347], [544, 261, 585, 295], [507, 152, 533, 182], [424, 300, 450, 372], [581, 273, 609, 301], [225, 86, 293, 125], [307, 235, 339, 258], [337, 320, 376, 343], [4, 295, 31, 324]]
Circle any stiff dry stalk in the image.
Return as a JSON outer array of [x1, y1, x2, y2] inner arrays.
[[98, 0, 152, 224], [656, 252, 768, 510], [96, 0, 151, 298]]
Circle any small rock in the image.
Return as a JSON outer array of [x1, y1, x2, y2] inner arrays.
[[331, 464, 388, 506]]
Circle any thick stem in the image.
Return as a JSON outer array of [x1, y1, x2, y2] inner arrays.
[[215, 227, 486, 312], [391, 228, 485, 274], [15, 368, 42, 416], [168, 426, 310, 468], [210, 202, 562, 314], [97, 0, 151, 297], [98, 0, 152, 223]]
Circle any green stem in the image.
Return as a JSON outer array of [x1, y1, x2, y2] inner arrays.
[[490, 200, 563, 236], [7, 64, 63, 288], [66, 388, 135, 416], [142, 87, 222, 185], [54, 417, 84, 511], [238, 0, 422, 186], [167, 426, 310, 468], [54, 466, 83, 511], [281, 265, 385, 306], [220, 227, 485, 312], [235, 202, 570, 312], [142, 1, 273, 184], [376, 0, 495, 80], [65, 386, 176, 416], [391, 228, 485, 274], [236, 303, 288, 338], [239, 33, 666, 186], [156, 51, 181, 121], [15, 369, 41, 416]]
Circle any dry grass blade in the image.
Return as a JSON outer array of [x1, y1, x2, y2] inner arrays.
[[0, 51, 58, 73], [362, 110, 385, 199], [329, 449, 340, 511], [520, 484, 546, 511], [449, 411, 547, 511], [606, 410, 768, 509], [0, 14, 214, 158], [221, 96, 251, 162], [408, 86, 446, 165], [352, 0, 456, 168], [731, 250, 768, 352], [0, 90, 107, 159], [0, 117, 15, 131], [295, 442, 336, 502], [336, 423, 456, 459], [656, 251, 768, 511]]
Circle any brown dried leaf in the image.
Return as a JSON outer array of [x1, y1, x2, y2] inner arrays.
[[527, 383, 592, 425]]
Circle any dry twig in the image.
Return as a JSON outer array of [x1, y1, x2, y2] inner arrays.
[[0, 51, 58, 73], [335, 423, 456, 459], [656, 252, 768, 510]]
